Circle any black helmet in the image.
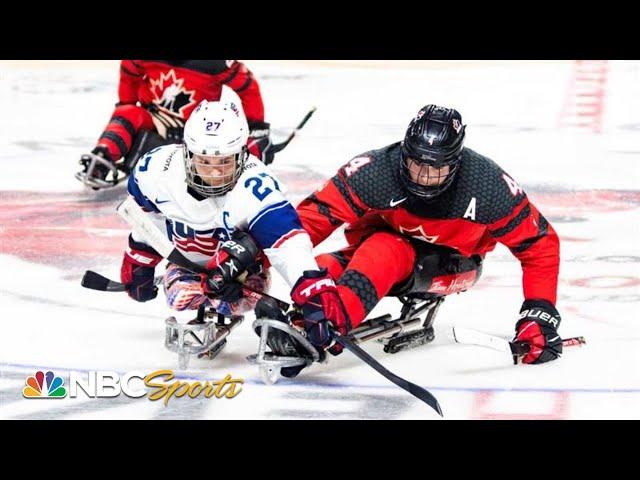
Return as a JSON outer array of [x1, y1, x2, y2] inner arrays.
[[400, 104, 466, 199]]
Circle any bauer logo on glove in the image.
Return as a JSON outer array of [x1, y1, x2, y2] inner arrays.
[[514, 299, 563, 364]]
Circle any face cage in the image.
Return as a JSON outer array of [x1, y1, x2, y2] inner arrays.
[[399, 152, 461, 200], [183, 145, 247, 197]]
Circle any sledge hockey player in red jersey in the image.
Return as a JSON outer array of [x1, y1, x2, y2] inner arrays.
[[76, 60, 274, 190], [278, 104, 562, 374]]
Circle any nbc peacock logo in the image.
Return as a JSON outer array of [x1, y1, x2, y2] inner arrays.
[[23, 371, 67, 399]]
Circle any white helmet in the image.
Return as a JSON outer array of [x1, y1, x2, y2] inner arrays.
[[183, 98, 249, 197]]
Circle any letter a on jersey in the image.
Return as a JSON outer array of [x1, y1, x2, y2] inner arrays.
[[463, 197, 476, 220]]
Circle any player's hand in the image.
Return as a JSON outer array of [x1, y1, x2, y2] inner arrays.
[[202, 231, 260, 302], [203, 271, 243, 303], [290, 269, 349, 355], [513, 299, 563, 364], [120, 234, 162, 302], [247, 121, 274, 165]]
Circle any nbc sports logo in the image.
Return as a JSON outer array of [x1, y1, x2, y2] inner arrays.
[[19, 369, 242, 405], [22, 370, 67, 399]]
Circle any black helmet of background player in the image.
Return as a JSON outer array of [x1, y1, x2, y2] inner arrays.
[[400, 105, 466, 200]]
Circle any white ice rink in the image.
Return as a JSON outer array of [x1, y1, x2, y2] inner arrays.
[[1, 60, 639, 419]]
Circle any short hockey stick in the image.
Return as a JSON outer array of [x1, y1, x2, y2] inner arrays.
[[270, 107, 317, 155], [81, 270, 163, 292], [452, 326, 586, 358]]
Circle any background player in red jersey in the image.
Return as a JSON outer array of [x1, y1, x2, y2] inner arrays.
[[284, 104, 562, 371], [76, 60, 273, 189]]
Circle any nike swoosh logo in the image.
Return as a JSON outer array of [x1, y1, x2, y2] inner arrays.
[[389, 197, 408, 207], [155, 198, 170, 204], [549, 335, 560, 342]]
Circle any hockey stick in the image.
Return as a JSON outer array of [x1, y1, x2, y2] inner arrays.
[[332, 332, 443, 417], [81, 270, 163, 292], [116, 196, 290, 312], [452, 326, 586, 361], [270, 107, 317, 155]]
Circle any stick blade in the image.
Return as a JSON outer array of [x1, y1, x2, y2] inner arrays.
[[82, 270, 111, 291], [452, 326, 512, 354], [408, 382, 443, 417], [336, 334, 443, 417], [81, 270, 125, 292]]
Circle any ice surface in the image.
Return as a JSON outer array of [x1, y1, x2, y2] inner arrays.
[[1, 60, 638, 419]]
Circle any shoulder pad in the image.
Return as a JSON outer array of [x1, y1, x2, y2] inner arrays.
[[134, 144, 180, 177], [339, 143, 407, 210]]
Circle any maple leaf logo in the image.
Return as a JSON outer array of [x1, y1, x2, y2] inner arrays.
[[149, 69, 196, 118]]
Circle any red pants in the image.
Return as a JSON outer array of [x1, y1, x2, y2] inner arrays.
[[316, 231, 416, 328], [96, 105, 155, 161], [317, 227, 483, 329]]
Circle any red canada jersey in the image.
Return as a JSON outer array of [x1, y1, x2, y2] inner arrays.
[[117, 60, 265, 123], [297, 142, 560, 305]]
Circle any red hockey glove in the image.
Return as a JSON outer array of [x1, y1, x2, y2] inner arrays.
[[291, 269, 349, 355], [120, 234, 162, 302], [514, 299, 563, 364]]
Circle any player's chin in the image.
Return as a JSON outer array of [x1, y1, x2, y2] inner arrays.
[[210, 181, 232, 188], [212, 176, 234, 186]]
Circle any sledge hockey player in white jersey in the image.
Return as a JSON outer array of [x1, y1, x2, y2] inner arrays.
[[119, 95, 321, 321]]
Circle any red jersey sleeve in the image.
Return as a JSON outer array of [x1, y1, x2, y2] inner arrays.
[[297, 170, 371, 247], [488, 197, 560, 305], [117, 60, 145, 105]]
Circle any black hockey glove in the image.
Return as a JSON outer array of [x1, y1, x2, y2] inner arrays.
[[513, 299, 563, 364], [202, 231, 261, 303], [248, 121, 274, 165]]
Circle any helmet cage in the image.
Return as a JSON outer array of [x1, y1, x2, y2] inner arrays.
[[183, 144, 248, 197]]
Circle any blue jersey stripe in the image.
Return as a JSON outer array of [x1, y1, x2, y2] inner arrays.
[[127, 174, 160, 213], [248, 200, 290, 230], [249, 202, 304, 249]]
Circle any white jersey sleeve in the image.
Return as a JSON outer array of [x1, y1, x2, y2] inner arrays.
[[126, 145, 174, 248], [225, 158, 318, 287]]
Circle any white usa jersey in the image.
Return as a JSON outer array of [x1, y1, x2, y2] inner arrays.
[[127, 144, 318, 287]]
